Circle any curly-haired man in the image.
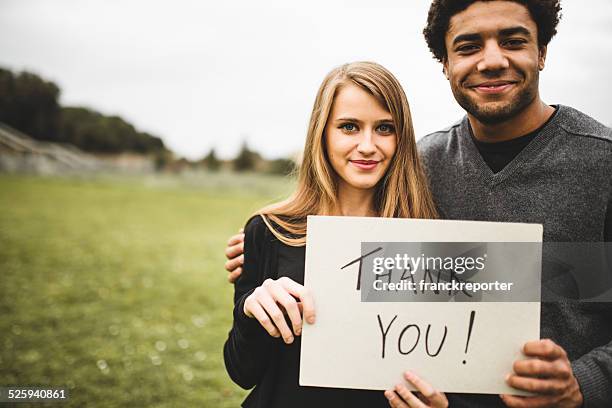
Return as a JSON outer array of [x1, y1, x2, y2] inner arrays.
[[402, 1, 610, 407], [224, 1, 612, 407]]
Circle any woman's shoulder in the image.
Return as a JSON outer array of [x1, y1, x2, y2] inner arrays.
[[244, 214, 304, 246], [244, 214, 285, 243], [244, 214, 264, 229], [244, 214, 270, 241]]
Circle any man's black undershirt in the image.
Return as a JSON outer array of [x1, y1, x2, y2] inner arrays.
[[470, 107, 559, 173]]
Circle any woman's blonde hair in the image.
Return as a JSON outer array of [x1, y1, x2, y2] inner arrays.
[[257, 61, 437, 246]]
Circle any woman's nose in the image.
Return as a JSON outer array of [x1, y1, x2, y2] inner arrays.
[[356, 131, 376, 155]]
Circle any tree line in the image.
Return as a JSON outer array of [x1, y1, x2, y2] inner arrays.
[[197, 142, 295, 175], [0, 67, 167, 155], [0, 66, 295, 175]]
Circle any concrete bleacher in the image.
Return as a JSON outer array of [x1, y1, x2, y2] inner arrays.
[[0, 123, 104, 173]]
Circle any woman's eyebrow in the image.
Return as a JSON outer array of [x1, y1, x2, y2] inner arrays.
[[334, 117, 394, 123], [335, 117, 362, 123]]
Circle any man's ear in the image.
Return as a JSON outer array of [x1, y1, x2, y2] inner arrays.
[[442, 58, 449, 79], [538, 46, 547, 71]]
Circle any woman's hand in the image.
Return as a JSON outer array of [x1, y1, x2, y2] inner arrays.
[[243, 277, 315, 344], [385, 371, 448, 408]]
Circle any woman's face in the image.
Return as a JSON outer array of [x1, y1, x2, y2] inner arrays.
[[325, 83, 397, 192]]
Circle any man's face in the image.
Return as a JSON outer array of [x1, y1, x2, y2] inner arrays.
[[443, 1, 546, 125]]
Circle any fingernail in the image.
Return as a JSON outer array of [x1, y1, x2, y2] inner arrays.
[[384, 391, 393, 400], [307, 316, 315, 324], [286, 336, 294, 344], [404, 371, 413, 379], [505, 374, 511, 383]]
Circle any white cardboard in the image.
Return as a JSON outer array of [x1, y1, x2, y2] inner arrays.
[[300, 216, 542, 395]]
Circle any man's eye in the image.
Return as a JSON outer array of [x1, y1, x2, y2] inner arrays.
[[503, 39, 526, 48], [377, 124, 395, 134], [340, 123, 358, 132], [457, 44, 479, 54]]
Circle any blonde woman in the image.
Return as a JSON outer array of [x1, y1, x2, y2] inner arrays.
[[223, 62, 448, 408]]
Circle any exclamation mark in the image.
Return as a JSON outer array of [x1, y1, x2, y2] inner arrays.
[[462, 310, 476, 364]]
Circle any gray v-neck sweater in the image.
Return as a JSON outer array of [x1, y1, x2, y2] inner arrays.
[[418, 105, 612, 407]]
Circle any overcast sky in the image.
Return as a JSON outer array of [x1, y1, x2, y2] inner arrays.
[[1, 0, 611, 160]]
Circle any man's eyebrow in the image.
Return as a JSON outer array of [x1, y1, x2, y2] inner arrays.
[[452, 26, 532, 46], [499, 26, 532, 38], [452, 33, 481, 46]]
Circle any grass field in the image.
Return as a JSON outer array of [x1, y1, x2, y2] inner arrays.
[[0, 172, 293, 407]]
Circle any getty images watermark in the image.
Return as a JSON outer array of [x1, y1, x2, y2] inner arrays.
[[346, 242, 612, 303]]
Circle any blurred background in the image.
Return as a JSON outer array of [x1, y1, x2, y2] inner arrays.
[[1, 0, 611, 406]]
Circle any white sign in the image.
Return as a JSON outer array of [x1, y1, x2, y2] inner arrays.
[[300, 216, 542, 395]]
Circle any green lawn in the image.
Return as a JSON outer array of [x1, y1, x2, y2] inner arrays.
[[0, 172, 293, 407]]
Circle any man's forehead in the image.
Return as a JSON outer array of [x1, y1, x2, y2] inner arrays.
[[446, 1, 536, 41]]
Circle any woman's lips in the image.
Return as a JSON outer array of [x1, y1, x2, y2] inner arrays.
[[350, 160, 379, 170]]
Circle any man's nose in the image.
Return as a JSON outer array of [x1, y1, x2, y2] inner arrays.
[[477, 41, 510, 72], [357, 131, 376, 155]]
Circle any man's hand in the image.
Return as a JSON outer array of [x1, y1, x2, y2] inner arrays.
[[385, 371, 448, 408], [225, 228, 245, 283], [500, 339, 583, 408]]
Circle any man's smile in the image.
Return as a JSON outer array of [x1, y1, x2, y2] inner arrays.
[[467, 79, 519, 95]]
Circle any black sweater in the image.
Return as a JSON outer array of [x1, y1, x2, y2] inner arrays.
[[223, 216, 390, 407]]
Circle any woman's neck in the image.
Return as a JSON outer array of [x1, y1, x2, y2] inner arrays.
[[336, 183, 376, 217]]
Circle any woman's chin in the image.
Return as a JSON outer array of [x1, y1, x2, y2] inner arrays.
[[343, 177, 383, 191]]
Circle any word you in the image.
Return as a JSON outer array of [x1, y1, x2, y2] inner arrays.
[[377, 311, 476, 365]]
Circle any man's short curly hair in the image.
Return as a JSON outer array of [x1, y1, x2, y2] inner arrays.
[[423, 0, 562, 62]]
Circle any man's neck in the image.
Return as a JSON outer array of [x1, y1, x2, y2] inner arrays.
[[469, 99, 555, 142]]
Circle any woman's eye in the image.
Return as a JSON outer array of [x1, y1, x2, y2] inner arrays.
[[340, 123, 357, 132], [377, 124, 395, 134]]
